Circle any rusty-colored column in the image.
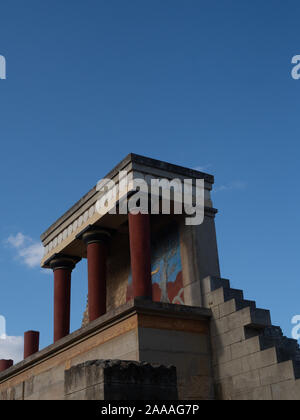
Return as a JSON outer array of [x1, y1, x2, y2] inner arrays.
[[82, 228, 111, 322], [128, 212, 152, 300], [0, 359, 13, 372], [49, 255, 78, 343], [24, 330, 40, 359]]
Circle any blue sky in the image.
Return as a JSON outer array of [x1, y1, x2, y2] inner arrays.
[[0, 0, 300, 361]]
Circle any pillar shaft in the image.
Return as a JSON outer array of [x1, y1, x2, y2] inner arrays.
[[128, 213, 152, 299], [49, 255, 78, 343], [0, 359, 13, 372], [87, 241, 107, 321], [24, 330, 40, 359], [54, 268, 71, 342], [79, 228, 111, 323]]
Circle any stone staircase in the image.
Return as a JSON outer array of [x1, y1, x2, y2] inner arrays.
[[202, 277, 300, 400]]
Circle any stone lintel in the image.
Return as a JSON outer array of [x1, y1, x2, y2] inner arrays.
[[40, 153, 216, 267]]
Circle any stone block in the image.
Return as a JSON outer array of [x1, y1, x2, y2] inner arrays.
[[259, 360, 295, 386], [0, 390, 8, 400], [219, 299, 239, 318], [24, 376, 34, 398], [139, 349, 212, 378], [214, 376, 234, 400], [138, 327, 209, 354], [210, 305, 220, 319], [182, 280, 202, 307], [65, 360, 178, 400], [241, 348, 278, 373], [212, 345, 232, 366], [5, 382, 25, 400], [230, 336, 261, 359], [201, 277, 230, 296], [227, 307, 270, 331], [233, 385, 272, 400], [211, 326, 245, 349], [214, 358, 243, 380], [210, 317, 229, 337], [232, 369, 261, 394], [184, 375, 215, 400], [271, 378, 300, 400]]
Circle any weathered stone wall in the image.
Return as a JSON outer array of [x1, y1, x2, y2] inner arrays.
[[0, 306, 139, 400], [0, 301, 211, 401], [65, 360, 178, 400], [138, 316, 214, 400], [106, 232, 131, 312], [180, 212, 220, 308]]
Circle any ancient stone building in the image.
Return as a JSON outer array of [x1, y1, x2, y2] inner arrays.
[[0, 154, 299, 400]]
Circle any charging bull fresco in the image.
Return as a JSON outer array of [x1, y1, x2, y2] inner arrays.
[[126, 224, 184, 305]]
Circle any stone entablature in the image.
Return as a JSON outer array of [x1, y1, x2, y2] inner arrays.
[[40, 153, 215, 267]]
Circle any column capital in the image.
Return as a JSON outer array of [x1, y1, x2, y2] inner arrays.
[[46, 254, 81, 271], [76, 225, 112, 245]]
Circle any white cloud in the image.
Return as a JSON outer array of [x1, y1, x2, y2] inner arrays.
[[7, 233, 26, 248], [0, 335, 23, 364], [213, 181, 246, 193], [193, 164, 212, 172], [5, 233, 44, 268], [18, 243, 44, 268], [0, 315, 23, 364]]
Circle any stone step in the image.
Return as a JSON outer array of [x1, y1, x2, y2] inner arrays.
[[276, 340, 300, 363], [242, 335, 300, 381], [204, 287, 245, 308], [209, 275, 300, 396], [223, 288, 244, 302], [260, 326, 300, 362], [201, 277, 231, 296], [293, 360, 300, 379], [247, 308, 271, 328], [207, 277, 231, 293], [235, 299, 256, 311], [259, 335, 280, 351], [263, 325, 283, 338], [294, 350, 300, 363], [248, 328, 300, 375], [216, 306, 272, 335], [218, 298, 257, 318]]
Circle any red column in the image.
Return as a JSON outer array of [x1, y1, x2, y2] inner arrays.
[[0, 359, 13, 372], [24, 330, 40, 359], [49, 255, 78, 343], [82, 229, 110, 322], [128, 213, 152, 300], [53, 267, 71, 342]]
